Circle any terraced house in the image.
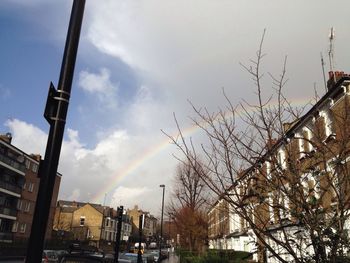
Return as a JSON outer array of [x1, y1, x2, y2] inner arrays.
[[208, 71, 350, 263], [53, 200, 132, 249]]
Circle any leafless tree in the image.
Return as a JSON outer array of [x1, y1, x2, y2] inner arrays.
[[164, 30, 350, 263], [167, 161, 209, 252]]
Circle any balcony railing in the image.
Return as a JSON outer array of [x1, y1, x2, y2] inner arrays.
[[0, 206, 17, 218], [0, 152, 26, 173], [0, 231, 13, 241], [0, 180, 22, 195]]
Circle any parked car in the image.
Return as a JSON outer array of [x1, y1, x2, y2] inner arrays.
[[119, 253, 147, 263], [60, 253, 115, 263], [42, 250, 59, 262], [54, 250, 69, 262]]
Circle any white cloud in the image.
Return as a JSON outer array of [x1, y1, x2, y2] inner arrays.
[[5, 119, 176, 215], [110, 186, 151, 210], [78, 68, 118, 109], [5, 119, 47, 156], [5, 0, 350, 217], [84, 0, 350, 111]]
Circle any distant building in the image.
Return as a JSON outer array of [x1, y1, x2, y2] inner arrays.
[[121, 213, 132, 242], [127, 205, 158, 240], [54, 200, 132, 248], [0, 133, 61, 243]]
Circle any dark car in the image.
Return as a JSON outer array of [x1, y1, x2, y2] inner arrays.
[[43, 250, 59, 262], [119, 253, 147, 263]]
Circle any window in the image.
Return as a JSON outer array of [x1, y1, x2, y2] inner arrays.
[[24, 202, 31, 212], [25, 159, 31, 169], [12, 221, 18, 232], [322, 110, 334, 138], [19, 223, 26, 233], [32, 163, 38, 173], [105, 218, 110, 227], [302, 128, 312, 153], [17, 199, 23, 211], [28, 182, 34, 192], [277, 149, 286, 169], [80, 216, 85, 226], [265, 161, 271, 180]]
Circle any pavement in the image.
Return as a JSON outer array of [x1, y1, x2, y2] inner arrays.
[[162, 253, 179, 263]]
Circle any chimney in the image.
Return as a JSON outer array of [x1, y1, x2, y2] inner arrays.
[[0, 132, 12, 143], [327, 71, 350, 90], [30, 154, 42, 162]]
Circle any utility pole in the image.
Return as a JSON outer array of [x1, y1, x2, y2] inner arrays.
[[25, 1, 85, 262], [159, 184, 165, 263], [114, 206, 124, 263], [137, 214, 145, 263]]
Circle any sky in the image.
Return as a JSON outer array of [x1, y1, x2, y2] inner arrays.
[[1, 0, 350, 216]]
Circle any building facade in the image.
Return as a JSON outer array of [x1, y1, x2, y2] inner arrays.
[[54, 200, 132, 247], [208, 71, 350, 262], [127, 205, 158, 241], [0, 133, 60, 243]]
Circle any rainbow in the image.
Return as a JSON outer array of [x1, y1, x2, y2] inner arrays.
[[91, 123, 199, 204], [91, 96, 314, 204]]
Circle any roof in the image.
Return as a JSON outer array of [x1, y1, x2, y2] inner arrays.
[[58, 200, 115, 215], [209, 74, 350, 209]]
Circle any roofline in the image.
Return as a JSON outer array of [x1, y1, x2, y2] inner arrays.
[[209, 76, 350, 207], [0, 138, 62, 176]]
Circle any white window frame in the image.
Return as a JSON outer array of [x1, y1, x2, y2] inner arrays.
[[25, 159, 31, 169], [19, 223, 26, 233], [278, 149, 286, 170], [302, 127, 313, 153], [28, 182, 34, 192], [80, 216, 85, 226], [32, 163, 38, 173], [320, 110, 334, 138], [24, 202, 31, 212], [17, 200, 23, 211], [265, 161, 271, 180], [12, 221, 18, 232]]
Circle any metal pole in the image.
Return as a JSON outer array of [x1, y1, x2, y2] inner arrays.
[[137, 214, 144, 263], [114, 206, 124, 263], [158, 185, 165, 262], [25, 1, 85, 262]]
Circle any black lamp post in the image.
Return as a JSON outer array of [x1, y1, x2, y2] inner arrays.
[[159, 184, 165, 262], [25, 1, 85, 262]]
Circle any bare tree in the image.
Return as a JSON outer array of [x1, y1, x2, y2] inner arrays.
[[165, 31, 350, 263], [168, 161, 209, 252]]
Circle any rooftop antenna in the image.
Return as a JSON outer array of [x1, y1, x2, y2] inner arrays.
[[328, 27, 335, 72], [320, 52, 327, 92]]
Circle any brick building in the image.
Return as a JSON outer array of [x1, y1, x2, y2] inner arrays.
[[0, 133, 61, 243]]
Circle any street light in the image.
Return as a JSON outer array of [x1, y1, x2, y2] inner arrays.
[[159, 184, 165, 262]]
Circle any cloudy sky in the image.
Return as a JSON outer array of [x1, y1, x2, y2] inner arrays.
[[1, 0, 350, 215]]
